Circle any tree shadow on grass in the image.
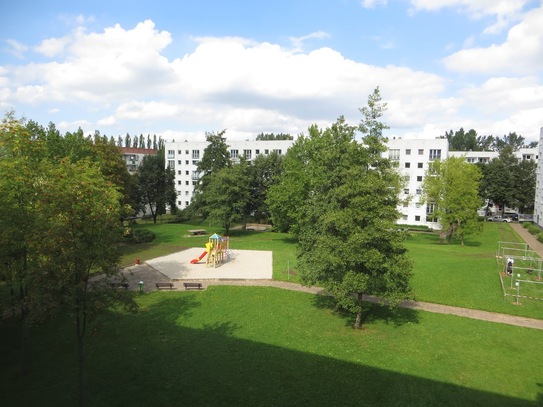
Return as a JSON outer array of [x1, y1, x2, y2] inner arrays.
[[310, 294, 420, 329], [3, 293, 539, 407]]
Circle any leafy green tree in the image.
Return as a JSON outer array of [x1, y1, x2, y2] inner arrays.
[[202, 162, 251, 235], [34, 159, 136, 407], [267, 136, 312, 233], [190, 130, 231, 217], [422, 157, 483, 245], [478, 147, 517, 215], [247, 152, 284, 223], [493, 132, 525, 152], [276, 88, 413, 329], [135, 151, 176, 223], [512, 159, 536, 213], [444, 128, 495, 151]]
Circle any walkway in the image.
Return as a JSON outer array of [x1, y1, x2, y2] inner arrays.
[[509, 223, 543, 258], [123, 262, 543, 331]]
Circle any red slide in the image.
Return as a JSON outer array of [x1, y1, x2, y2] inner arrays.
[[190, 251, 207, 264]]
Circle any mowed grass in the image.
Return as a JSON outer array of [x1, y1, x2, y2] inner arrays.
[[121, 221, 543, 319], [2, 287, 542, 406]]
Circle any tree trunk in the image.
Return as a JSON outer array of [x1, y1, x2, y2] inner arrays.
[[76, 309, 87, 407], [353, 293, 363, 329]]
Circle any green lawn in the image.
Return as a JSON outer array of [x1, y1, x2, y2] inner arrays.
[[2, 287, 542, 406], [4, 222, 543, 406], [121, 221, 543, 319]]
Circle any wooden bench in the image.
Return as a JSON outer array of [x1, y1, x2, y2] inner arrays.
[[183, 282, 203, 290], [155, 282, 174, 290], [187, 229, 206, 236]]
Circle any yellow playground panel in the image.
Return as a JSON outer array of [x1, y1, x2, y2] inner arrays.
[[206, 233, 230, 268]]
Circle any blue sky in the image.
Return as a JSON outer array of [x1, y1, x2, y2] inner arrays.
[[1, 0, 542, 142]]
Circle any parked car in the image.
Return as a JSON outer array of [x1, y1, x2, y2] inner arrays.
[[487, 216, 511, 222]]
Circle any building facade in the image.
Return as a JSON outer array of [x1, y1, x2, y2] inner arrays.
[[121, 147, 158, 173], [534, 128, 543, 227], [165, 140, 293, 210]]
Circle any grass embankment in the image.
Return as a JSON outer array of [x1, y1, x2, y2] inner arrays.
[[2, 287, 542, 406]]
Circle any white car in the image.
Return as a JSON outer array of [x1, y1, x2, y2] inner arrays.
[[487, 216, 511, 222]]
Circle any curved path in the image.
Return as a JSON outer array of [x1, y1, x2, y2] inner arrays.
[[124, 262, 543, 331]]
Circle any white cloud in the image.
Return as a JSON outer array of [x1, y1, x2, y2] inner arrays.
[[361, 0, 388, 9], [409, 0, 531, 33], [5, 39, 28, 59], [289, 31, 331, 52], [443, 6, 543, 74], [35, 37, 70, 58]]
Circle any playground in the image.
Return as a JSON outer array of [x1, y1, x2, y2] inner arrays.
[[146, 234, 273, 280]]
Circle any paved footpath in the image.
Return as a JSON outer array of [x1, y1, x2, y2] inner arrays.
[[125, 262, 543, 331]]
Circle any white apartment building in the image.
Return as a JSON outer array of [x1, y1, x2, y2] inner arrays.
[[449, 147, 538, 163], [534, 128, 543, 227], [386, 138, 449, 229], [165, 140, 294, 210], [165, 136, 452, 229], [121, 147, 157, 173]]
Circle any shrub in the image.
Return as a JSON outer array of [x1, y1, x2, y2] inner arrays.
[[133, 229, 156, 243], [522, 222, 532, 229], [537, 232, 543, 243], [527, 224, 541, 236]]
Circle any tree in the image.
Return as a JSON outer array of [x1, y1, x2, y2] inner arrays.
[[444, 128, 494, 151], [190, 130, 231, 217], [493, 132, 525, 152], [274, 88, 413, 329], [34, 159, 136, 407], [135, 152, 176, 223], [422, 157, 483, 245], [246, 152, 284, 223], [267, 135, 312, 233], [202, 162, 251, 235], [478, 147, 517, 215]]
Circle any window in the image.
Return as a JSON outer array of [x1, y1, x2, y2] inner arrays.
[[404, 188, 409, 195], [191, 171, 199, 180], [185, 201, 189, 207], [185, 181, 189, 185], [402, 214, 408, 221], [255, 149, 260, 155], [177, 160, 182, 165], [264, 149, 269, 154], [273, 149, 282, 154], [418, 149, 424, 155], [405, 149, 411, 155], [426, 202, 437, 222], [405, 162, 411, 168], [185, 150, 189, 155], [177, 170, 182, 175], [417, 163, 423, 168], [185, 191, 189, 196], [417, 176, 423, 182], [415, 202, 421, 208], [185, 170, 189, 175], [416, 189, 422, 195], [403, 175, 410, 182], [415, 215, 421, 221], [192, 150, 200, 159], [167, 150, 175, 158], [389, 149, 400, 161], [185, 160, 189, 165], [403, 202, 408, 208], [178, 150, 182, 155], [231, 149, 239, 159], [177, 180, 182, 185], [167, 160, 175, 169], [429, 149, 441, 161], [244, 149, 252, 159]]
